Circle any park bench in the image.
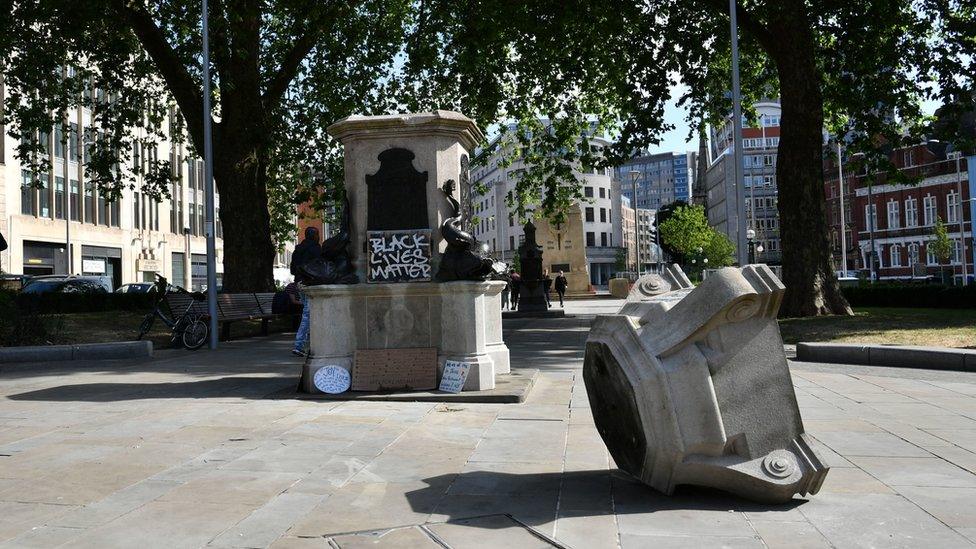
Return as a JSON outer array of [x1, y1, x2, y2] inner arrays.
[[164, 291, 289, 341]]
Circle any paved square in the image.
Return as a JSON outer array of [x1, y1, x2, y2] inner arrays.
[[1, 300, 975, 547]]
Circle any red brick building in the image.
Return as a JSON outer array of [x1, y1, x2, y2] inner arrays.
[[824, 141, 972, 283]]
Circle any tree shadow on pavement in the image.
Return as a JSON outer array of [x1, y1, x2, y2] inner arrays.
[[6, 376, 295, 402]]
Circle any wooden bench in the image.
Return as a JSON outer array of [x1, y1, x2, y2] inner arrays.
[[165, 291, 290, 341]]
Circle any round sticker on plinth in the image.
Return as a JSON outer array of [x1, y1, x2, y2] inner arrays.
[[313, 365, 350, 394]]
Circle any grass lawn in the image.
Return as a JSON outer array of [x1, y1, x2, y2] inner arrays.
[[49, 310, 298, 348], [778, 307, 976, 348]]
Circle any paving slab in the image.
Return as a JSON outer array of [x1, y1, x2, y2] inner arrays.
[[1, 305, 976, 547]]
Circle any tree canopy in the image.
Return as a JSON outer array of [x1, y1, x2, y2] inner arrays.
[[2, 0, 973, 305], [1, 0, 412, 290]]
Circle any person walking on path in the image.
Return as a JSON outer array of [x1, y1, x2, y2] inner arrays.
[[500, 270, 511, 310], [290, 227, 321, 356], [554, 270, 568, 307], [509, 271, 521, 310]]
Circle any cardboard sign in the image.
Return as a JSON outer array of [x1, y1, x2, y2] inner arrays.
[[367, 230, 432, 283], [439, 361, 471, 394], [352, 348, 437, 391], [313, 365, 351, 394]]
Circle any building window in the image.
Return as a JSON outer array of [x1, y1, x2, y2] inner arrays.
[[38, 174, 51, 218], [947, 192, 960, 224], [600, 208, 606, 223], [69, 123, 80, 162], [599, 187, 605, 199], [84, 182, 95, 223], [54, 176, 65, 219], [586, 232, 595, 247], [890, 244, 902, 267], [584, 186, 593, 198], [923, 195, 937, 226], [926, 244, 938, 265], [600, 232, 608, 247], [69, 178, 80, 221], [905, 197, 918, 227], [508, 214, 514, 227], [903, 149, 914, 167], [952, 240, 963, 265], [585, 207, 594, 222], [908, 243, 920, 266], [865, 204, 878, 231], [509, 235, 515, 250], [886, 200, 900, 229]]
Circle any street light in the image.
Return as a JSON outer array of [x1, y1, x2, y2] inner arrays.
[[746, 228, 756, 264], [949, 151, 968, 285], [201, 0, 219, 349], [629, 170, 642, 276], [729, 0, 748, 267]]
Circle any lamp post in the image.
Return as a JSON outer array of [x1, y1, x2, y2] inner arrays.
[[746, 228, 756, 264], [201, 0, 219, 349], [837, 142, 848, 277], [629, 170, 642, 276], [949, 151, 968, 284], [729, 0, 748, 266]]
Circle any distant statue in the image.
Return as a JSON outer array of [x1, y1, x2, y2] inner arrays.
[[300, 197, 359, 285], [516, 219, 548, 312], [436, 179, 495, 282]]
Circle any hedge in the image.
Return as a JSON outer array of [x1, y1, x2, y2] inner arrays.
[[841, 283, 976, 309], [3, 290, 156, 315]]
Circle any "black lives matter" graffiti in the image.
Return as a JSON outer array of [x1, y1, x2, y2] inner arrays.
[[367, 230, 432, 283]]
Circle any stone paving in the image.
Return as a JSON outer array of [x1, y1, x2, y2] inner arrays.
[[0, 299, 975, 547]]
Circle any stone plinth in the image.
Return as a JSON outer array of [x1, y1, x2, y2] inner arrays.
[[303, 280, 509, 393], [583, 265, 829, 503], [534, 204, 591, 294], [327, 111, 485, 281]]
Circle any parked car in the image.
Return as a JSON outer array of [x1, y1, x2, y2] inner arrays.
[[116, 282, 183, 294], [116, 282, 156, 294], [21, 275, 111, 294]]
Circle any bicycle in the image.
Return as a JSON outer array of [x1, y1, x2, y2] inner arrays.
[[136, 275, 210, 350]]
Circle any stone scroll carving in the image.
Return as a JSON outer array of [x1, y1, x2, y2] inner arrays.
[[583, 265, 828, 503]]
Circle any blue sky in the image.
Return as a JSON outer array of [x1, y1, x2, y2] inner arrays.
[[647, 90, 945, 157], [649, 88, 942, 154]]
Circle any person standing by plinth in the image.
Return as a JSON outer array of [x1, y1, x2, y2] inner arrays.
[[290, 227, 321, 356], [542, 269, 553, 307], [554, 270, 568, 307], [509, 271, 521, 310]]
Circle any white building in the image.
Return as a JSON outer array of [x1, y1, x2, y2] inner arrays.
[[469, 125, 623, 286], [705, 100, 783, 264], [0, 84, 229, 290]]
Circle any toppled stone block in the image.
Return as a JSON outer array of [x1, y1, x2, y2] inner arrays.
[[583, 265, 828, 503]]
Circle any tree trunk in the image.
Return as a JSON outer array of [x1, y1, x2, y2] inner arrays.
[[214, 155, 277, 292], [769, 2, 852, 317]]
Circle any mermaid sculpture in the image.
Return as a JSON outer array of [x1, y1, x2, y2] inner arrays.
[[300, 196, 359, 285], [435, 179, 495, 282]]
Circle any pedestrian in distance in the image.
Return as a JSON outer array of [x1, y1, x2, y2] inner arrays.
[[509, 271, 521, 310], [555, 270, 568, 307], [290, 226, 321, 357], [542, 269, 552, 307], [500, 268, 511, 310]]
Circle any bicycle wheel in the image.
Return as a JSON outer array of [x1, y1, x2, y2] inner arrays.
[[182, 318, 209, 350], [137, 314, 155, 340]]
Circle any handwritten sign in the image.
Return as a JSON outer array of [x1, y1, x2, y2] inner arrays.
[[367, 230, 432, 283], [352, 348, 437, 391], [313, 365, 351, 394], [439, 360, 471, 393]]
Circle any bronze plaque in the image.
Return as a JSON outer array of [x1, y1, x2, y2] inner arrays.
[[352, 347, 438, 391], [366, 148, 429, 231]]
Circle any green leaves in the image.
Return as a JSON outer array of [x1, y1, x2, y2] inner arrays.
[[657, 203, 734, 268]]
